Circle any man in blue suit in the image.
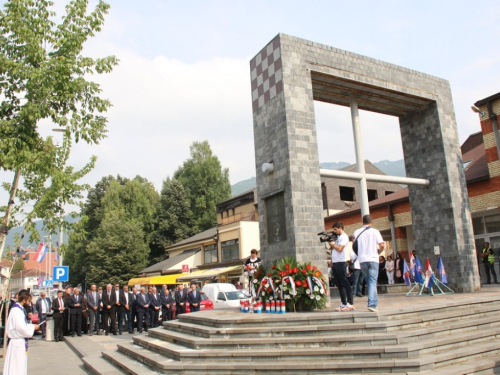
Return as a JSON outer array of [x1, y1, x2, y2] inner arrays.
[[35, 291, 51, 339], [136, 287, 150, 333], [187, 284, 201, 312]]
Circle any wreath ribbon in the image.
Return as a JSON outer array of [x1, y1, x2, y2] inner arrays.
[[280, 276, 296, 300], [256, 276, 276, 299]]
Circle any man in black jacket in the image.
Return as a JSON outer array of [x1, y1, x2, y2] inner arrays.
[[160, 286, 173, 322], [52, 290, 66, 342], [69, 288, 84, 336], [136, 287, 150, 333], [175, 284, 188, 317], [101, 284, 117, 335], [149, 286, 160, 328], [119, 285, 134, 334]]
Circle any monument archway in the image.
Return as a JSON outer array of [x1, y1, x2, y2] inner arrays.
[[251, 34, 479, 292]]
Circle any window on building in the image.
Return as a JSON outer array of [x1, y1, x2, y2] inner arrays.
[[385, 191, 394, 196], [368, 189, 378, 201], [485, 213, 500, 234], [473, 217, 485, 235], [221, 239, 239, 261], [204, 244, 217, 264], [339, 186, 355, 201]]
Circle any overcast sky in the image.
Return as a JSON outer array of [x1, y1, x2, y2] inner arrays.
[[2, 0, 499, 214]]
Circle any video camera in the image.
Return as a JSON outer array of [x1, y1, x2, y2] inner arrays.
[[317, 231, 338, 243]]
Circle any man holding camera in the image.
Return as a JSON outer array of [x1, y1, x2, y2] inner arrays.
[[329, 222, 354, 312]]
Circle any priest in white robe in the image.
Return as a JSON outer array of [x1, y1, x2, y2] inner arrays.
[[3, 289, 40, 375]]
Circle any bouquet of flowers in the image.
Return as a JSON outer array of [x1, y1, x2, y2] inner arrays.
[[250, 256, 328, 312]]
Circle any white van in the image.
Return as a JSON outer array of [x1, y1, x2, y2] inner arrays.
[[202, 283, 247, 309]]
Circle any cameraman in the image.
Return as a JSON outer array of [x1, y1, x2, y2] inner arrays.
[[329, 222, 354, 312]]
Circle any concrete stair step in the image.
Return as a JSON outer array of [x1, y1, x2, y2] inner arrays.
[[103, 347, 170, 374], [151, 316, 500, 350], [165, 304, 500, 339], [133, 325, 500, 362], [409, 353, 500, 375], [115, 341, 427, 374], [176, 297, 500, 330], [418, 339, 500, 371], [112, 338, 500, 374], [82, 354, 124, 375]]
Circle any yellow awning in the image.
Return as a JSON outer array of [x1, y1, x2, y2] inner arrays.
[[149, 273, 189, 285], [176, 265, 242, 282], [128, 277, 152, 286]]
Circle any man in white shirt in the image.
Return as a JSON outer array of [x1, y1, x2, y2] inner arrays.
[[353, 215, 385, 312], [329, 222, 354, 312]]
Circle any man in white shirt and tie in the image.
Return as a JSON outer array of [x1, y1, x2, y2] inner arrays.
[[35, 291, 51, 339], [52, 290, 66, 342]]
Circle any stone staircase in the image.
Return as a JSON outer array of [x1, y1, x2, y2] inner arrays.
[[83, 294, 500, 374]]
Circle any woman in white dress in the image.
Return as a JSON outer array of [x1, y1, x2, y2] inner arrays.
[[385, 255, 395, 285], [3, 289, 40, 375]]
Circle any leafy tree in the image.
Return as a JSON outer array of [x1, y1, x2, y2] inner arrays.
[[152, 178, 195, 263], [0, 0, 118, 252], [174, 141, 231, 231], [65, 175, 158, 283], [86, 210, 149, 286], [11, 258, 24, 274]]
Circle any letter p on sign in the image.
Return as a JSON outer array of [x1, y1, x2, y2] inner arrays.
[[53, 266, 69, 282]]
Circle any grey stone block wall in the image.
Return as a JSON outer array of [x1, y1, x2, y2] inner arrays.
[[251, 33, 479, 292]]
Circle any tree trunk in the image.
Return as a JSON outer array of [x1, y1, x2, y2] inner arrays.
[[0, 169, 21, 256]]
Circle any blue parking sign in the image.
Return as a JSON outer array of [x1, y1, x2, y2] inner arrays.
[[53, 266, 69, 282]]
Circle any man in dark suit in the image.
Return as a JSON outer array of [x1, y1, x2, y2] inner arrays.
[[119, 285, 133, 334], [52, 290, 66, 342], [136, 287, 150, 333], [149, 286, 160, 328], [101, 284, 117, 335], [97, 286, 103, 333], [63, 287, 72, 336], [161, 286, 173, 322], [35, 291, 52, 339], [86, 284, 101, 336], [175, 284, 188, 317], [187, 283, 202, 312], [131, 287, 138, 332], [69, 288, 84, 336]]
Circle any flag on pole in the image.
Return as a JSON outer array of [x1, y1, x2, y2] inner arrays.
[[55, 242, 59, 262], [403, 259, 412, 286], [35, 243, 48, 263], [424, 257, 435, 289], [410, 253, 415, 278], [34, 243, 44, 259], [37, 276, 43, 287], [436, 257, 448, 284], [413, 257, 424, 284]]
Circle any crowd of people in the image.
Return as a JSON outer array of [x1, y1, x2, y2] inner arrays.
[[5, 282, 203, 342]]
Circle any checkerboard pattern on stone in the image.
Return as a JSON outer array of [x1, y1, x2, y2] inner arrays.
[[250, 36, 283, 112]]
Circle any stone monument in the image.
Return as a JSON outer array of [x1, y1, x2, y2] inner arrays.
[[251, 33, 479, 292]]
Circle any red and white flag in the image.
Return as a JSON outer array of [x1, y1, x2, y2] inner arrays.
[[424, 257, 434, 288]]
